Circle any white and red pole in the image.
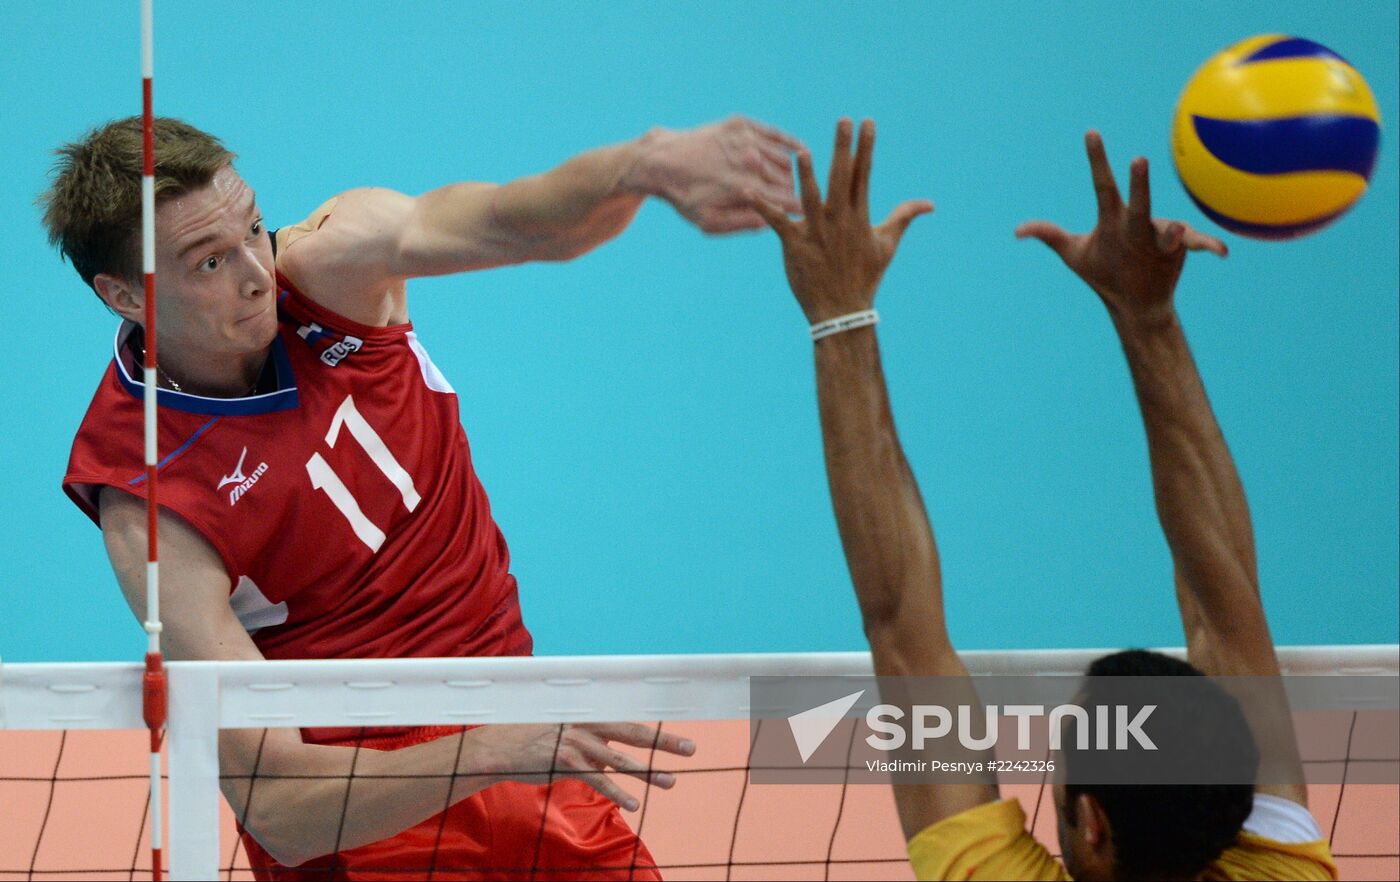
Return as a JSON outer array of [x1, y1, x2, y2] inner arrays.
[[139, 0, 167, 878]]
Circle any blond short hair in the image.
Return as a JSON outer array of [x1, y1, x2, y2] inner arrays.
[[40, 117, 235, 295]]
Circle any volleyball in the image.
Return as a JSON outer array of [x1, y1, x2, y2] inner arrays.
[[1171, 35, 1382, 240]]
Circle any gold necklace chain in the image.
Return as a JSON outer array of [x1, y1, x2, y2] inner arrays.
[[154, 361, 185, 393], [143, 348, 259, 398]]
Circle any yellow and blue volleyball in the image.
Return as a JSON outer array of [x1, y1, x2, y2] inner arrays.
[[1172, 35, 1381, 240]]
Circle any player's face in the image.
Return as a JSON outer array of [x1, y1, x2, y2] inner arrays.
[[153, 166, 277, 363]]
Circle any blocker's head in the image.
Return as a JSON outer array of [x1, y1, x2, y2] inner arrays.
[[1052, 650, 1258, 882], [40, 117, 277, 360]]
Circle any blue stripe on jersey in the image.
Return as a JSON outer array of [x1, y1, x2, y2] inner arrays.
[[128, 416, 221, 485], [114, 328, 301, 416], [269, 334, 296, 394]]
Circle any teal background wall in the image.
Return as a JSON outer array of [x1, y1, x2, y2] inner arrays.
[[2, 1, 1395, 660]]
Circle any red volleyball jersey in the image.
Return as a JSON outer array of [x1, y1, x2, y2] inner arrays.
[[64, 252, 647, 879], [64, 275, 534, 677]]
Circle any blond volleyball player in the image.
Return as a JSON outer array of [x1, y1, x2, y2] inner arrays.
[[43, 114, 801, 878], [751, 119, 1338, 880]]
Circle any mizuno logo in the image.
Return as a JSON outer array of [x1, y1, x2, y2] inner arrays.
[[219, 446, 270, 507], [218, 448, 250, 489]]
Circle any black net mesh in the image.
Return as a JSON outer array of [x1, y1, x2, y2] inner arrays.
[[3, 710, 1396, 881]]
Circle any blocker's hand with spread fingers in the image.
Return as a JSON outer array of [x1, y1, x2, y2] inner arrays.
[[473, 722, 695, 812], [749, 118, 933, 324], [1016, 131, 1228, 326]]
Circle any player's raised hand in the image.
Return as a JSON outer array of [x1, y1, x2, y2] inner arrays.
[[1016, 131, 1227, 325], [473, 722, 695, 811], [627, 116, 805, 234], [749, 118, 933, 324]]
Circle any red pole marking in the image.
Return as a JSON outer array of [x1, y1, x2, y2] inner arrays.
[[144, 651, 165, 882], [142, 66, 164, 882], [143, 76, 157, 563], [143, 652, 167, 747], [142, 80, 154, 176], [145, 268, 157, 564]]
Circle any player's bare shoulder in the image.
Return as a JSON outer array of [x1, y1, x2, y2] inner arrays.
[[276, 188, 414, 327]]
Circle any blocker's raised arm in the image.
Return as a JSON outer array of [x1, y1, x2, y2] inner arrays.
[[1018, 131, 1306, 807], [753, 119, 997, 841]]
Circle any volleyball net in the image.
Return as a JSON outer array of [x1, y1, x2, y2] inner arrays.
[[2, 645, 1397, 881]]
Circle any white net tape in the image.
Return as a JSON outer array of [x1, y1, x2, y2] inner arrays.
[[2, 646, 1396, 880]]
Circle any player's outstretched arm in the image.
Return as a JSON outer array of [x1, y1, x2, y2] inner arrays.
[[1017, 131, 1306, 806], [98, 488, 693, 867], [752, 119, 998, 840], [277, 117, 802, 324]]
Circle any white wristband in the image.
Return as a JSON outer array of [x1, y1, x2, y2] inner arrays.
[[810, 309, 879, 341]]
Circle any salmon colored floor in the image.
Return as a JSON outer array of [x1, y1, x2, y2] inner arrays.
[[2, 721, 1396, 881]]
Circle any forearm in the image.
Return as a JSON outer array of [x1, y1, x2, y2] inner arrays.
[[1114, 311, 1264, 631], [227, 728, 498, 866], [763, 118, 994, 837], [1121, 315, 1307, 799], [485, 136, 655, 260], [813, 327, 951, 674], [398, 137, 651, 276], [815, 326, 997, 836]]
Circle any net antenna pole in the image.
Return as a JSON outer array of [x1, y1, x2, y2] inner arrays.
[[140, 0, 168, 879]]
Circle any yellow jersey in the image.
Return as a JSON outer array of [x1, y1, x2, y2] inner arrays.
[[907, 797, 1338, 881]]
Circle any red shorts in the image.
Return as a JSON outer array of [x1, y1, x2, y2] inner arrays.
[[240, 727, 660, 881]]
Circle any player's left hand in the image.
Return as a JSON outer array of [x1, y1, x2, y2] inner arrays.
[[1016, 130, 1228, 326], [627, 116, 805, 234]]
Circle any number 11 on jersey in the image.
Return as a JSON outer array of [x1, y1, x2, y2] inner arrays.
[[306, 394, 421, 552]]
